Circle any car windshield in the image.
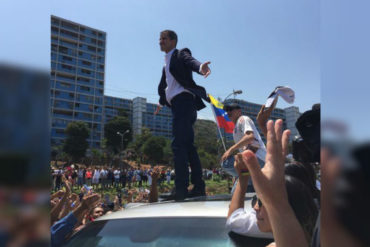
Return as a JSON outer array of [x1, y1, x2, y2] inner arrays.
[[63, 217, 271, 247]]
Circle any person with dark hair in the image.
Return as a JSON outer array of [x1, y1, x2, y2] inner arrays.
[[238, 119, 310, 246], [284, 162, 320, 206], [221, 102, 267, 192], [155, 30, 211, 201], [227, 155, 318, 243]]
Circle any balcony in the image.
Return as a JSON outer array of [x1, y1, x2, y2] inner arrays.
[[59, 29, 79, 41], [77, 60, 95, 70], [75, 103, 93, 112], [77, 68, 95, 78], [55, 81, 75, 91], [76, 86, 94, 95], [57, 64, 76, 75]]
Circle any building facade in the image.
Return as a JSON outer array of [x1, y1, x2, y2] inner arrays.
[[104, 96, 172, 139], [103, 95, 132, 123], [50, 15, 106, 148]]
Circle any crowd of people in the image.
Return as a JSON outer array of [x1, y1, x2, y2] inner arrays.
[[51, 166, 176, 193], [50, 166, 164, 246]]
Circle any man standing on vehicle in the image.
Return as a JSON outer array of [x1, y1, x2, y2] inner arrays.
[[155, 30, 211, 200]]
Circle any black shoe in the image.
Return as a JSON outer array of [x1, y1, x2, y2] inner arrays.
[[160, 188, 187, 201], [187, 186, 206, 198]]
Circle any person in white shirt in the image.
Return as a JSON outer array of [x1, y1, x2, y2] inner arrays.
[[100, 168, 108, 189], [92, 168, 100, 189], [114, 169, 120, 188], [221, 103, 266, 192]]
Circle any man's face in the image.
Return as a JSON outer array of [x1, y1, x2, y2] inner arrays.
[[159, 33, 176, 53], [92, 207, 104, 219], [227, 109, 241, 122]]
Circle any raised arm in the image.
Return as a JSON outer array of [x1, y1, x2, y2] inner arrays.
[[221, 131, 255, 162], [256, 97, 278, 137], [242, 120, 307, 247], [227, 154, 250, 218]]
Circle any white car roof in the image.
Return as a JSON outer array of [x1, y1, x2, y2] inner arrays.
[[97, 193, 256, 221]]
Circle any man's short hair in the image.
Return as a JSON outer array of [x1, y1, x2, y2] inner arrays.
[[223, 103, 241, 112], [161, 30, 178, 45]]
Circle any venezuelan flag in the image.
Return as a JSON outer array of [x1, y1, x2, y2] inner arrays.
[[209, 94, 235, 134]]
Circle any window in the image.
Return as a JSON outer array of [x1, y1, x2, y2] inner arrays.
[[88, 45, 96, 52], [51, 26, 59, 33], [82, 61, 92, 66], [58, 46, 69, 54], [81, 69, 91, 75], [60, 29, 78, 39], [80, 86, 90, 91], [61, 21, 78, 31], [62, 56, 72, 61]]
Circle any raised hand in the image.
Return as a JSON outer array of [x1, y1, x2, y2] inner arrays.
[[234, 153, 249, 177], [200, 61, 211, 78], [152, 166, 160, 180], [241, 119, 290, 206], [81, 193, 101, 211], [221, 149, 232, 162], [257, 97, 278, 137]]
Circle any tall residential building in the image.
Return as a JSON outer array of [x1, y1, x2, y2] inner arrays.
[[105, 96, 172, 139], [103, 95, 132, 123], [223, 99, 287, 142], [284, 106, 301, 141], [50, 15, 106, 148]]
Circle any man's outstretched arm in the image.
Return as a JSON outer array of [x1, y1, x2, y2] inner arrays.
[[180, 48, 211, 78]]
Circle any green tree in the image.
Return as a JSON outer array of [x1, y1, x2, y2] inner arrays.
[[193, 119, 220, 169], [127, 128, 152, 163], [198, 148, 218, 169], [104, 116, 132, 154], [142, 136, 166, 165], [194, 120, 218, 155], [90, 148, 103, 166], [63, 121, 90, 164], [162, 139, 173, 165]]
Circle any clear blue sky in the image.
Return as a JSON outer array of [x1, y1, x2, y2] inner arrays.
[[1, 0, 320, 121]]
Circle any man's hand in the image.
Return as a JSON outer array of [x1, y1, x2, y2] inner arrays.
[[257, 97, 278, 137], [241, 119, 290, 207], [234, 153, 249, 177], [64, 179, 72, 195], [80, 194, 101, 211], [221, 149, 233, 162], [154, 104, 162, 115], [200, 61, 211, 78], [51, 190, 65, 199], [152, 166, 160, 180]]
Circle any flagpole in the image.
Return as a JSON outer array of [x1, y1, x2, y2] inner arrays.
[[209, 102, 227, 152]]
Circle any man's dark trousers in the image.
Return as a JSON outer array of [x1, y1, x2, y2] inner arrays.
[[171, 92, 204, 199]]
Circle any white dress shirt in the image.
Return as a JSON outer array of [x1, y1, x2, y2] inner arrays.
[[164, 48, 194, 105]]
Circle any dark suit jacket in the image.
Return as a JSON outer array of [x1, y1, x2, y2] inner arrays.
[[158, 48, 210, 111]]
